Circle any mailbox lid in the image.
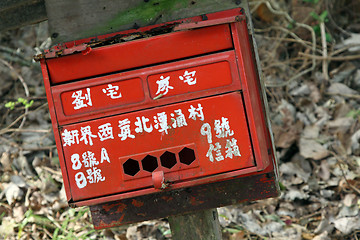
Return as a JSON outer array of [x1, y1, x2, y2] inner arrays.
[[46, 24, 233, 84], [51, 51, 241, 125], [59, 92, 256, 201]]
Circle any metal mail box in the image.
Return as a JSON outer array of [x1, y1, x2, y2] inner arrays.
[[39, 8, 279, 229]]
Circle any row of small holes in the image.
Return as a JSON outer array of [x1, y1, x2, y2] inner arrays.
[[123, 147, 196, 176]]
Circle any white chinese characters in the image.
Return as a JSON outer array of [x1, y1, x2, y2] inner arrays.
[[72, 88, 92, 110], [156, 76, 173, 96], [170, 109, 188, 128], [71, 148, 110, 189], [102, 84, 122, 99], [154, 69, 198, 97], [70, 83, 123, 112], [188, 104, 204, 121], [179, 70, 197, 85], [69, 68, 199, 112], [62, 129, 79, 147], [200, 118, 241, 163], [80, 126, 97, 146], [61, 103, 207, 147], [62, 99, 242, 191], [118, 119, 135, 140], [214, 117, 234, 138], [135, 116, 153, 133], [98, 123, 114, 141]]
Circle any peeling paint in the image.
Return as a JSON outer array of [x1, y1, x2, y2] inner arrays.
[[161, 196, 174, 202], [132, 199, 144, 207], [102, 203, 119, 212]]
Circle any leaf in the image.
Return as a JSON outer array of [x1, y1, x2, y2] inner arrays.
[[319, 10, 328, 22], [325, 33, 332, 42], [327, 83, 358, 95], [333, 217, 360, 235], [4, 102, 15, 110], [310, 11, 320, 21], [224, 227, 241, 234], [343, 194, 357, 207], [313, 232, 330, 240], [3, 183, 24, 205], [0, 152, 12, 172], [0, 217, 16, 236], [339, 33, 360, 52], [347, 109, 360, 119], [299, 138, 329, 160]]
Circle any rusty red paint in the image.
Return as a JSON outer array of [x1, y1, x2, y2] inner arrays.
[[40, 8, 279, 229], [81, 47, 92, 55], [173, 15, 245, 31], [131, 199, 144, 207], [116, 204, 127, 213], [100, 202, 127, 214], [98, 215, 124, 229], [190, 196, 204, 206], [89, 172, 278, 228], [102, 203, 120, 212], [161, 196, 174, 202]]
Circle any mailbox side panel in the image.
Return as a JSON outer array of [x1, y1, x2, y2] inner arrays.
[[231, 20, 274, 171], [40, 60, 73, 201]]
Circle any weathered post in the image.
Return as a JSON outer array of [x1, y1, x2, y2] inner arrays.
[[168, 209, 222, 240]]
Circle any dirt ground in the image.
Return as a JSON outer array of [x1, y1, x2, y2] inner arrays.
[[1, 0, 360, 239]]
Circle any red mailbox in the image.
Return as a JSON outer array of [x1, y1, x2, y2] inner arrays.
[[39, 8, 279, 229]]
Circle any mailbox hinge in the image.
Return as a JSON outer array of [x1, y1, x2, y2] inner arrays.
[[174, 15, 245, 31]]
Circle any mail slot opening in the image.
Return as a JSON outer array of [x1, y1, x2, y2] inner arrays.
[[141, 155, 158, 173], [123, 159, 140, 176], [160, 151, 177, 169], [179, 147, 196, 165]]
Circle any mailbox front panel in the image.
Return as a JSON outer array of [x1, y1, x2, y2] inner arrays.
[[60, 92, 254, 201]]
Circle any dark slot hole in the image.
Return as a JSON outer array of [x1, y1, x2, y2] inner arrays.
[[179, 147, 196, 165], [160, 151, 177, 169], [123, 159, 140, 176], [141, 155, 158, 172]]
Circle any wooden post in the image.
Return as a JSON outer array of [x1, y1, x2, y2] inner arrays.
[[43, 0, 241, 44], [0, 0, 47, 31], [168, 209, 222, 240]]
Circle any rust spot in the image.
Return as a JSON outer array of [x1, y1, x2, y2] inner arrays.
[[97, 220, 114, 229], [102, 203, 119, 212], [132, 199, 144, 207], [189, 196, 204, 206], [116, 203, 127, 213], [118, 213, 125, 222], [260, 175, 274, 183], [161, 196, 174, 202], [215, 186, 226, 193], [96, 214, 125, 229]]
